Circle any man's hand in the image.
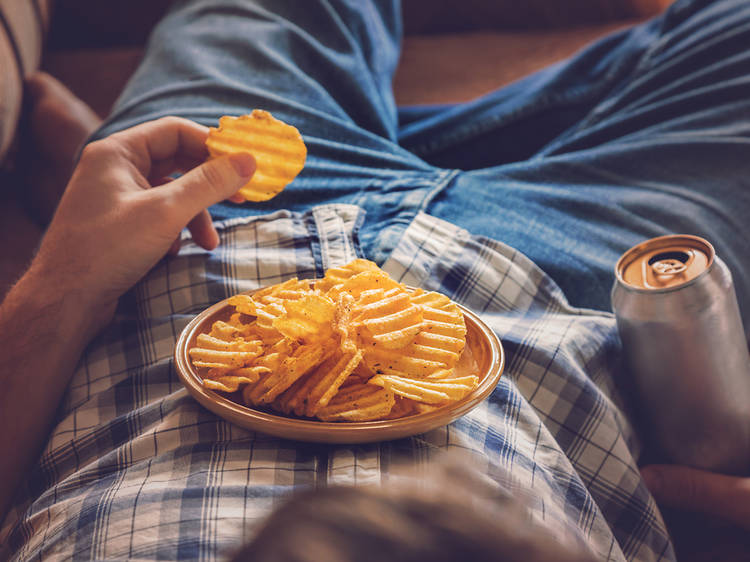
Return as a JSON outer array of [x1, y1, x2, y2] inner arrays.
[[31, 116, 254, 327], [0, 116, 254, 522], [641, 464, 750, 530]]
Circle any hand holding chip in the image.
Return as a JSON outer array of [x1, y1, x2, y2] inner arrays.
[[0, 116, 258, 521], [29, 116, 256, 327]]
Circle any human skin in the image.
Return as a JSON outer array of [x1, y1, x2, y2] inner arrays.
[[641, 464, 750, 531], [0, 116, 254, 521]]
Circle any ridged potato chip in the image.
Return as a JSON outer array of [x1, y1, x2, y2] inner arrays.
[[204, 372, 264, 393], [335, 270, 401, 300], [353, 286, 423, 349], [246, 342, 335, 405], [253, 278, 312, 302], [363, 346, 445, 379], [369, 374, 479, 405], [411, 289, 467, 356], [316, 383, 396, 422], [382, 396, 419, 419], [276, 349, 363, 418], [206, 110, 306, 202], [272, 293, 336, 344], [315, 259, 382, 293], [189, 349, 257, 367], [226, 294, 258, 316]]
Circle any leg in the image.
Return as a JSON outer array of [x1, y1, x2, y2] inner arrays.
[[421, 0, 750, 330], [92, 0, 452, 263]]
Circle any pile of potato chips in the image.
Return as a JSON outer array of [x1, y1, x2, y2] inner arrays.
[[188, 259, 478, 422]]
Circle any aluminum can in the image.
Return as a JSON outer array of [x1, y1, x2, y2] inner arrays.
[[612, 234, 750, 474]]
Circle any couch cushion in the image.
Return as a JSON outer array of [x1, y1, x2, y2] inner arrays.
[[0, 0, 51, 160]]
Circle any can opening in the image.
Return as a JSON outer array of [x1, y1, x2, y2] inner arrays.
[[648, 251, 691, 276], [648, 251, 690, 266]]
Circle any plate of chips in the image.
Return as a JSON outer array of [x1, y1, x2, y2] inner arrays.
[[174, 260, 504, 443]]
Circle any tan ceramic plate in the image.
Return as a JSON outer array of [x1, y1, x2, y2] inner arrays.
[[175, 290, 504, 444]]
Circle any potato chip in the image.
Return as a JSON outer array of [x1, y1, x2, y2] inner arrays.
[[206, 110, 307, 202], [206, 319, 243, 340], [194, 323, 270, 394], [409, 332, 464, 365], [372, 289, 468, 377], [206, 313, 257, 341], [316, 383, 395, 422], [253, 278, 312, 303], [411, 289, 467, 351], [226, 294, 258, 316], [253, 338, 295, 372], [315, 259, 382, 293], [189, 348, 259, 368], [340, 359, 374, 388], [382, 396, 419, 419], [333, 292, 357, 354], [369, 374, 479, 405], [277, 349, 363, 418], [195, 333, 263, 354], [204, 372, 263, 393], [246, 342, 335, 405], [412, 402, 441, 414], [272, 293, 336, 344], [353, 286, 423, 349], [363, 346, 445, 379], [192, 361, 241, 372], [240, 279, 317, 344], [336, 270, 402, 300]]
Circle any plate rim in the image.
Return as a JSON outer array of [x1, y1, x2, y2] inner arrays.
[[174, 288, 504, 443]]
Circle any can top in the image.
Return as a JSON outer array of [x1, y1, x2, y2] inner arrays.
[[615, 234, 715, 291]]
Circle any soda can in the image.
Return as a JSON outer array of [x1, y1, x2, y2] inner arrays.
[[611, 234, 750, 474]]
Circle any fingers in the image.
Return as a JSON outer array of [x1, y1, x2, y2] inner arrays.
[[641, 465, 750, 529], [148, 154, 208, 185], [108, 117, 210, 177], [167, 237, 181, 256], [157, 152, 255, 222], [187, 210, 220, 250]]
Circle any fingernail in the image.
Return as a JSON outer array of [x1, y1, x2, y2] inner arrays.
[[228, 153, 255, 177]]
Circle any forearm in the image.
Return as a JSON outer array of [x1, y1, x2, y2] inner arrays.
[[0, 263, 107, 520], [0, 117, 253, 522]]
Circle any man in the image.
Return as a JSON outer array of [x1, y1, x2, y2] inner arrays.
[[2, 0, 749, 559]]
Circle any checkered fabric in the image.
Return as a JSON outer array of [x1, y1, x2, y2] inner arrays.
[[1, 205, 674, 561]]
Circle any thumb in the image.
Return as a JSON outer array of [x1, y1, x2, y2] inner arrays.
[[164, 152, 255, 216], [641, 464, 750, 529]]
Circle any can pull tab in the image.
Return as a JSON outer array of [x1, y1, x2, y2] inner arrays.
[[651, 257, 688, 276], [644, 250, 697, 288]]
